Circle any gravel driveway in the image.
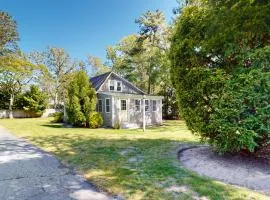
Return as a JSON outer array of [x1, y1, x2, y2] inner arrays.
[[179, 145, 270, 195], [0, 126, 112, 200]]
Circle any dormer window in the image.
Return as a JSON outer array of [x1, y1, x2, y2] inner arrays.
[[117, 81, 122, 92], [109, 80, 115, 91]]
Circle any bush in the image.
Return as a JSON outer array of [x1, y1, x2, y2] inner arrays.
[[66, 71, 97, 127], [52, 112, 64, 123], [170, 0, 270, 154], [89, 112, 103, 128], [15, 85, 48, 117], [208, 68, 270, 153], [113, 120, 121, 129]]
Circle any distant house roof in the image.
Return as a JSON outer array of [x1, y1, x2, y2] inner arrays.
[[90, 72, 145, 95]]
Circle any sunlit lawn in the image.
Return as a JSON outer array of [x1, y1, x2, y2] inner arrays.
[[0, 118, 268, 200]]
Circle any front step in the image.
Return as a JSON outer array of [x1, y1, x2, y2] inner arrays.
[[120, 122, 141, 129]]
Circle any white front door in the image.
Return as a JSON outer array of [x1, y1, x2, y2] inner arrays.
[[120, 99, 128, 122]]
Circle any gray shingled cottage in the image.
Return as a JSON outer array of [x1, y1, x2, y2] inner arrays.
[[90, 72, 163, 129]]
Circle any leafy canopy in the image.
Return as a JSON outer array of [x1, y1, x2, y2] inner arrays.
[[0, 11, 18, 52], [170, 0, 270, 153], [16, 85, 48, 116]]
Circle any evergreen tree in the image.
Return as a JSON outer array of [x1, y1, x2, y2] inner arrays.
[[66, 71, 97, 127]]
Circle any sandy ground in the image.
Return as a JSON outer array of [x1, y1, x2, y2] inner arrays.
[[178, 145, 270, 195], [0, 126, 113, 200]]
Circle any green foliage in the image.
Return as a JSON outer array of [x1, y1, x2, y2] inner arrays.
[[30, 47, 78, 108], [15, 85, 48, 117], [52, 112, 64, 123], [66, 71, 97, 127], [87, 55, 110, 76], [209, 68, 270, 153], [0, 53, 46, 117], [108, 10, 170, 95], [170, 0, 270, 153], [113, 120, 121, 129], [0, 11, 18, 52], [0, 89, 10, 109], [89, 112, 103, 128], [160, 86, 180, 120]]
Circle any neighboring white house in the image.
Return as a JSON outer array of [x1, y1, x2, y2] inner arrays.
[[90, 72, 163, 129]]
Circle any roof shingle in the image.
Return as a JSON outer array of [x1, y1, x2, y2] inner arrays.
[[90, 72, 111, 90]]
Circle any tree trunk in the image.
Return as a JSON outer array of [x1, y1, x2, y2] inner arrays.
[[63, 103, 68, 123], [54, 91, 58, 109], [9, 93, 14, 119], [147, 77, 151, 95], [54, 79, 59, 109]]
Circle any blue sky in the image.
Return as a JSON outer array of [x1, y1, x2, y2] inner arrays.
[[1, 0, 178, 61]]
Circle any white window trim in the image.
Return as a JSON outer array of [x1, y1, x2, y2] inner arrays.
[[120, 99, 127, 111], [98, 99, 103, 113], [135, 99, 141, 112], [152, 100, 157, 112], [116, 81, 122, 92], [109, 80, 115, 91], [105, 98, 110, 113]]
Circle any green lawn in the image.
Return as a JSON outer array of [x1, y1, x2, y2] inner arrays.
[[0, 118, 268, 200]]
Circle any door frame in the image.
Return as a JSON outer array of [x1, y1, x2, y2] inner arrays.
[[119, 99, 128, 122]]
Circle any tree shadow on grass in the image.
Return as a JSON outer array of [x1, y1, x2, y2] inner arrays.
[[22, 125, 262, 200], [41, 124, 63, 128]]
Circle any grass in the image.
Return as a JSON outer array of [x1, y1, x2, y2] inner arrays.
[[0, 118, 268, 200]]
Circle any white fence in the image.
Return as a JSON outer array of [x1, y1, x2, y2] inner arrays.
[[41, 109, 57, 118], [0, 109, 57, 119]]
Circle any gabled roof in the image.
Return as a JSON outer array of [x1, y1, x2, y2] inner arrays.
[[90, 72, 145, 95], [90, 72, 111, 91]]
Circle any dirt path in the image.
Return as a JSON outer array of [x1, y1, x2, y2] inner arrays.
[[179, 145, 270, 195], [0, 126, 113, 200]]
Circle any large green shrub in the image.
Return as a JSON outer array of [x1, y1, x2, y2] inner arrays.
[[209, 68, 270, 153], [66, 71, 98, 128], [170, 0, 270, 153], [15, 85, 48, 117]]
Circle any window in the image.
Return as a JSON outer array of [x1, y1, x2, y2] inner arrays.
[[98, 99, 103, 112], [145, 99, 149, 111], [109, 80, 115, 91], [153, 100, 157, 112], [117, 81, 122, 92], [135, 99, 141, 111], [105, 99, 110, 113], [121, 100, 127, 110]]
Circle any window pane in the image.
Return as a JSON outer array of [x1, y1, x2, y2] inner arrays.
[[135, 99, 140, 111], [98, 100, 102, 112], [145, 100, 149, 111], [109, 80, 114, 91], [117, 81, 122, 91], [106, 99, 110, 112], [153, 100, 157, 111], [121, 100, 126, 110]]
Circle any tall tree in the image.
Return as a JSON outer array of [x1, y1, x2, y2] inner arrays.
[[0, 53, 45, 118], [0, 11, 18, 53], [66, 71, 97, 127], [87, 55, 110, 76], [106, 10, 180, 118], [108, 10, 170, 95], [135, 10, 169, 94], [31, 47, 77, 108]]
